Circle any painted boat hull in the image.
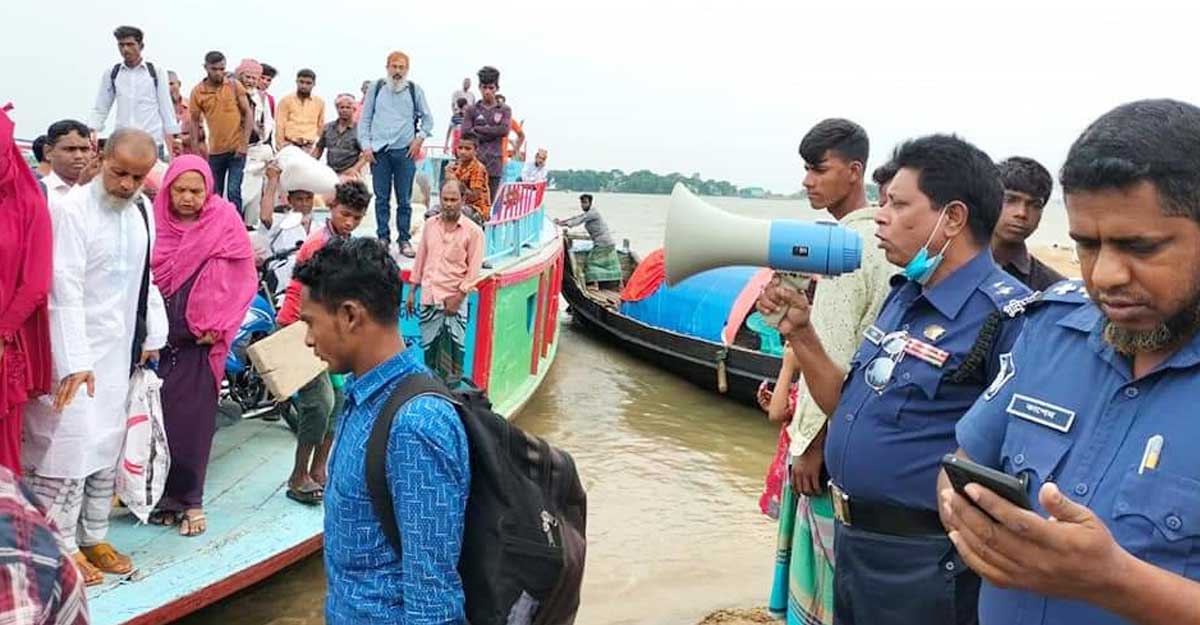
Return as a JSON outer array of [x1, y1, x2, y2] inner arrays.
[[560, 241, 781, 407], [88, 214, 563, 625]]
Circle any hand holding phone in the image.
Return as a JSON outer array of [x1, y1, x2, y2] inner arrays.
[[941, 454, 1032, 514]]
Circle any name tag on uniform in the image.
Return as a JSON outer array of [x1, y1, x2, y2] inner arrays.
[[1006, 394, 1075, 433]]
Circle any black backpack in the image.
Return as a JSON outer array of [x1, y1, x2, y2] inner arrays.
[[366, 375, 587, 625], [110, 62, 159, 92], [370, 79, 422, 135]]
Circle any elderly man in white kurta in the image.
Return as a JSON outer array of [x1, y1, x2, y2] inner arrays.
[[23, 129, 167, 585]]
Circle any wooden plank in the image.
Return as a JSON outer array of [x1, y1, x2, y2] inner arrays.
[[246, 321, 327, 399]]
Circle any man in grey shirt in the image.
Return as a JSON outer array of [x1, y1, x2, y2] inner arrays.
[[557, 194, 620, 284]]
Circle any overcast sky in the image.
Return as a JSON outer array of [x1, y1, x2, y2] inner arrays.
[[5, 0, 1198, 194]]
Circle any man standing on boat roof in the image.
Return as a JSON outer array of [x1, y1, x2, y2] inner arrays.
[[461, 66, 511, 204], [759, 133, 1030, 625], [294, 238, 469, 625], [991, 156, 1065, 291], [557, 193, 621, 286], [24, 129, 169, 587], [89, 25, 180, 158], [765, 118, 894, 625], [358, 51, 435, 259], [942, 98, 1200, 625]]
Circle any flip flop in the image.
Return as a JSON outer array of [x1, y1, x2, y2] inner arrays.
[[179, 510, 207, 537], [148, 510, 181, 526], [72, 552, 104, 586], [286, 484, 323, 506]]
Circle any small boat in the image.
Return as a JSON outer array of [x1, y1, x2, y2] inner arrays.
[[560, 237, 783, 407], [88, 150, 564, 625]]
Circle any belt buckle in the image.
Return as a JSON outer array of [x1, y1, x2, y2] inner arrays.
[[830, 481, 851, 526]]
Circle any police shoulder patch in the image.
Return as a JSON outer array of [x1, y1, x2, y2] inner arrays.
[[983, 352, 1015, 401], [1041, 279, 1090, 304]]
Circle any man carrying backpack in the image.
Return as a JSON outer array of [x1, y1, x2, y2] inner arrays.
[[357, 50, 434, 259], [88, 25, 179, 158], [293, 237, 468, 624]]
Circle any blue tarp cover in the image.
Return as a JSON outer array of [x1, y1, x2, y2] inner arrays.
[[618, 266, 755, 342]]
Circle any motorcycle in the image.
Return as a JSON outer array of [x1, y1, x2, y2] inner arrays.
[[222, 238, 301, 417]]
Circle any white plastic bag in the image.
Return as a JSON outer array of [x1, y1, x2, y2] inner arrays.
[[276, 145, 339, 195], [117, 369, 171, 523]]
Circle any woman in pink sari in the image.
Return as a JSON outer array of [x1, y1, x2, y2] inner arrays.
[[0, 107, 52, 473], [150, 155, 256, 536]]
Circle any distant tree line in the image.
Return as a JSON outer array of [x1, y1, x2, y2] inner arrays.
[[548, 169, 741, 196]]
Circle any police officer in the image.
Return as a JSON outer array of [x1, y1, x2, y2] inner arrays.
[[942, 99, 1200, 625], [759, 134, 1030, 624]]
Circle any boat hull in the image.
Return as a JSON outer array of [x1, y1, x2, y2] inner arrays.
[[560, 242, 780, 407]]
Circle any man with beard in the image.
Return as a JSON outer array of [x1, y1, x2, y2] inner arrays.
[[236, 58, 276, 227], [941, 98, 1200, 625], [23, 128, 168, 586], [358, 51, 434, 258], [991, 156, 1065, 291]]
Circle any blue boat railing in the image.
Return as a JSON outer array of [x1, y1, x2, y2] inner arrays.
[[484, 181, 548, 264]]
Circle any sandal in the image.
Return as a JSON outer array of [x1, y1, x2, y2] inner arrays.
[[80, 542, 133, 575], [148, 510, 181, 526], [72, 552, 104, 586], [179, 509, 207, 537], [286, 484, 323, 506]]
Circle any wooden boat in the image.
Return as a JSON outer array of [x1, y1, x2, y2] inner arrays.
[[88, 153, 564, 625], [560, 237, 783, 407]]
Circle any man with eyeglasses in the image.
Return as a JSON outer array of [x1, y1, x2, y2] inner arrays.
[[759, 134, 1030, 625], [992, 156, 1065, 291]]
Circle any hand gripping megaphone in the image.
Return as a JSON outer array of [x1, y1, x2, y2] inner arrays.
[[663, 183, 863, 285]]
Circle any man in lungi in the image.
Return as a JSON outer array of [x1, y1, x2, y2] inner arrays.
[[557, 193, 620, 286]]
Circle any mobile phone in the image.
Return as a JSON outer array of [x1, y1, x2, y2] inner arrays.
[[941, 454, 1032, 511]]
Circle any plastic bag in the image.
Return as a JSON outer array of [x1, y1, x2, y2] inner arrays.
[[117, 369, 171, 523], [276, 145, 338, 195]]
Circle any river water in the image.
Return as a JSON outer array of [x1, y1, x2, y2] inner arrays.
[[179, 191, 1072, 625]]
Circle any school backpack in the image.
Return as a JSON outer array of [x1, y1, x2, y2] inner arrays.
[[370, 79, 422, 134], [366, 375, 587, 625]]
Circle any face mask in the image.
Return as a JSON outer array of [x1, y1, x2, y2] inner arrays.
[[903, 206, 953, 285]]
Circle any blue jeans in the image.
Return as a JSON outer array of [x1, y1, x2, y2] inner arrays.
[[370, 146, 416, 244], [209, 152, 246, 213]]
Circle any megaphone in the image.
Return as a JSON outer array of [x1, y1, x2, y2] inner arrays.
[[664, 184, 863, 285]]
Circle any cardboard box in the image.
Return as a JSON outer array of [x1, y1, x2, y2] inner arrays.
[[246, 322, 327, 399]]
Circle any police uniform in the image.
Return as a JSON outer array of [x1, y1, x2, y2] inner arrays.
[[957, 279, 1200, 625], [825, 250, 1031, 625]]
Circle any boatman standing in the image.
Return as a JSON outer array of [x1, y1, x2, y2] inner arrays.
[[759, 134, 1030, 624], [941, 99, 1200, 625]]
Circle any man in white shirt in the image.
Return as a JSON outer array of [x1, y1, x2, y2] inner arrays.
[[257, 162, 316, 299], [23, 129, 167, 587], [521, 148, 550, 183], [450, 77, 476, 115], [41, 119, 98, 202], [236, 58, 276, 227], [88, 25, 179, 157]]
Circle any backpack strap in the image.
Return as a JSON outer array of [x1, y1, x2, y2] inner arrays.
[[130, 197, 151, 375], [408, 81, 421, 136], [110, 62, 159, 93], [365, 373, 458, 560]]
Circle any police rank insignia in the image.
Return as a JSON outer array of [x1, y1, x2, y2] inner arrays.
[[923, 324, 946, 343], [992, 280, 1015, 296], [983, 352, 1015, 401], [904, 338, 950, 367]]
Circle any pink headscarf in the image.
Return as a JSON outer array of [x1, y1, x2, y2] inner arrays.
[[152, 155, 257, 392]]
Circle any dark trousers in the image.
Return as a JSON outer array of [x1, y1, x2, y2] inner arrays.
[[488, 175, 501, 204], [833, 523, 980, 625], [370, 146, 416, 244], [209, 152, 246, 212]]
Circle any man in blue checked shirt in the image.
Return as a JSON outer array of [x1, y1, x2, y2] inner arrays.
[[294, 237, 468, 624], [759, 134, 1030, 625], [942, 99, 1200, 625]]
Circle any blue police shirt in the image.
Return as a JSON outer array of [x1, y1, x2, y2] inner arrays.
[[324, 348, 470, 625], [826, 250, 1030, 511], [957, 279, 1200, 625]]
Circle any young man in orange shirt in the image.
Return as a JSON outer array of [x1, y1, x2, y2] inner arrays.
[[405, 179, 484, 384], [445, 132, 491, 221]]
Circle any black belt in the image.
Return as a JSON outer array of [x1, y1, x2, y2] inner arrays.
[[830, 483, 945, 537]]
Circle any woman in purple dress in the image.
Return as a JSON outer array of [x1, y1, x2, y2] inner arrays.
[[149, 155, 257, 536]]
